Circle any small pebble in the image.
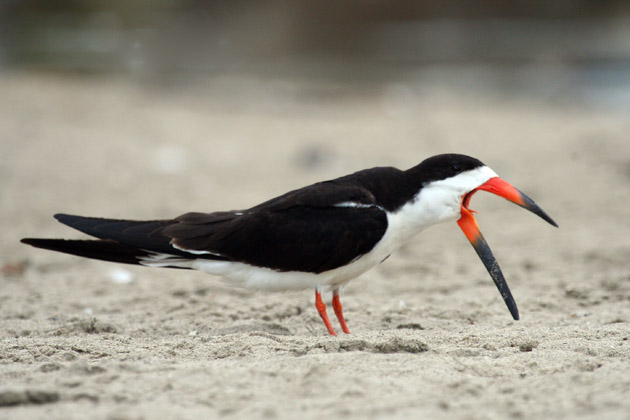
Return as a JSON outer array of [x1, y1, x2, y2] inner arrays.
[[109, 268, 134, 284]]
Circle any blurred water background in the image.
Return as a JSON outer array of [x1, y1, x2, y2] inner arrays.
[[1, 0, 629, 111]]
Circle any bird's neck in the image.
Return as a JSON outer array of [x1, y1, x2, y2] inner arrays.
[[386, 184, 462, 244]]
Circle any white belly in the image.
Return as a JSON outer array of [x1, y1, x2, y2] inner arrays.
[[190, 204, 435, 291], [191, 237, 390, 292]]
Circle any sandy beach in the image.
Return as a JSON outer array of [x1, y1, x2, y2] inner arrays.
[[1, 73, 629, 419]]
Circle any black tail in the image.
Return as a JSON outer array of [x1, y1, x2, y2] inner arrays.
[[20, 238, 174, 267], [20, 214, 199, 268]]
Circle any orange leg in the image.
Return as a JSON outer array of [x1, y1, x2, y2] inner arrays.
[[332, 289, 350, 334], [315, 289, 337, 336]]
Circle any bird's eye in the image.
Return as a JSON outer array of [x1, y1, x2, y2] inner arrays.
[[451, 163, 462, 173]]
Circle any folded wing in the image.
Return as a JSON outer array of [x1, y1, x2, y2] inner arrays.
[[22, 182, 389, 274], [164, 182, 388, 273]]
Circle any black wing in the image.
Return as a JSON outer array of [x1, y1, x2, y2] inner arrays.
[[50, 214, 180, 256], [22, 182, 388, 273], [163, 182, 389, 273]]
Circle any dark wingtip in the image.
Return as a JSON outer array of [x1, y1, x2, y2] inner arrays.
[[20, 238, 58, 249], [53, 213, 73, 224]]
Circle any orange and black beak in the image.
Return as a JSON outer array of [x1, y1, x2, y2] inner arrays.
[[457, 177, 558, 320]]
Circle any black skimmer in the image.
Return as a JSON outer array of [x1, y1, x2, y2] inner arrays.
[[21, 154, 557, 335]]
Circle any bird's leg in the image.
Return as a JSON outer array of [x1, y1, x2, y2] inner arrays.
[[315, 288, 336, 336], [331, 288, 350, 334]]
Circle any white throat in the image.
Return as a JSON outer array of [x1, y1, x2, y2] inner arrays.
[[384, 165, 499, 246]]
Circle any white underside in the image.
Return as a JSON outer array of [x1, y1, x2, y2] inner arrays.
[[141, 166, 498, 292]]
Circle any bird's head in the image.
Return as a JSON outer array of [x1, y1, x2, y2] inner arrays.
[[409, 154, 558, 320]]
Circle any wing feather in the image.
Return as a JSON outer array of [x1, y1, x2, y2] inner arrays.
[[164, 183, 388, 273], [47, 182, 389, 273]]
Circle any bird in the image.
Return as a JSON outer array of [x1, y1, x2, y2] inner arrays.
[[21, 154, 557, 336]]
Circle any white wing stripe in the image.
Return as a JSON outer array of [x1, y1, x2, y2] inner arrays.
[[334, 201, 383, 211], [171, 242, 224, 256]]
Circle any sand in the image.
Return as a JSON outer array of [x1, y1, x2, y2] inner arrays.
[[1, 73, 629, 420]]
